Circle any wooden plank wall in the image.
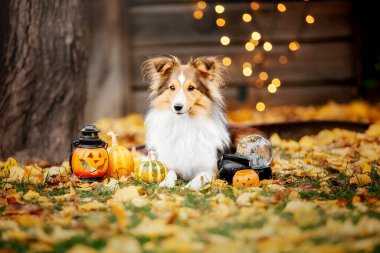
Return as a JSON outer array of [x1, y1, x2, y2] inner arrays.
[[125, 0, 358, 114]]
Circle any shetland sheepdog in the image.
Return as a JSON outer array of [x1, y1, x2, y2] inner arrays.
[[142, 56, 230, 190]]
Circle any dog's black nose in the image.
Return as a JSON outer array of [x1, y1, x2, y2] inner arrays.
[[174, 104, 183, 111]]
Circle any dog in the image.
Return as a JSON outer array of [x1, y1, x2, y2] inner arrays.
[[142, 56, 230, 190]]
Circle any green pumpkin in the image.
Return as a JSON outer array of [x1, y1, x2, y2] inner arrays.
[[134, 151, 167, 182]]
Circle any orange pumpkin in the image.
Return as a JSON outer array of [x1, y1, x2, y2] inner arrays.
[[233, 169, 259, 189], [71, 147, 109, 179], [106, 131, 134, 179]]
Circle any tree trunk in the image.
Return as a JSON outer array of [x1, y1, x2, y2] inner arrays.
[[0, 0, 89, 163]]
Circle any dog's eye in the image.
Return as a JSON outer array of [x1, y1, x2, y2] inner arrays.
[[169, 86, 175, 91], [188, 86, 195, 92]]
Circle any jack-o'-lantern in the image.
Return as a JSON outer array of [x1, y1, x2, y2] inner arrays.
[[232, 169, 259, 189], [106, 131, 134, 179], [134, 151, 167, 183], [70, 125, 109, 181]]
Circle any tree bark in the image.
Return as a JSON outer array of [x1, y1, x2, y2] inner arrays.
[[0, 0, 89, 163]]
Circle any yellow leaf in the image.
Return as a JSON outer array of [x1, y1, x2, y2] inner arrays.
[[66, 245, 98, 253], [350, 174, 372, 186], [361, 163, 372, 173], [23, 190, 40, 201], [299, 135, 314, 150], [132, 217, 179, 238], [112, 186, 141, 202], [7, 166, 25, 182], [102, 236, 141, 253], [79, 201, 104, 211], [23, 165, 44, 184], [110, 202, 129, 231], [270, 133, 282, 147], [365, 123, 380, 137]]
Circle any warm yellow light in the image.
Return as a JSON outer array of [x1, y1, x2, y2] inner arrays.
[[193, 10, 204, 19], [272, 78, 281, 87], [242, 62, 252, 68], [245, 42, 255, 51], [251, 2, 260, 11], [222, 57, 232, 66], [255, 79, 264, 88], [306, 15, 315, 24], [263, 42, 273, 51], [215, 5, 225, 14], [279, 55, 288, 64], [259, 71, 268, 81], [197, 1, 207, 10], [277, 3, 286, 12], [253, 54, 262, 64], [243, 67, 253, 77], [251, 32, 261, 40], [242, 13, 252, 22], [289, 41, 300, 51], [216, 18, 226, 27], [268, 83, 277, 93], [220, 36, 230, 46], [250, 39, 259, 46], [256, 102, 266, 111]]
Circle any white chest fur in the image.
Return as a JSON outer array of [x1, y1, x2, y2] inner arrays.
[[145, 109, 230, 180]]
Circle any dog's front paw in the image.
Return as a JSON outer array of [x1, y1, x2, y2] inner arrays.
[[185, 173, 212, 190], [159, 178, 176, 188]]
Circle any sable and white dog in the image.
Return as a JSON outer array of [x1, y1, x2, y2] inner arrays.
[[142, 56, 230, 190]]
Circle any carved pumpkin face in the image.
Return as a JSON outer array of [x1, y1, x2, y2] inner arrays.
[[233, 169, 259, 189], [71, 147, 109, 179]]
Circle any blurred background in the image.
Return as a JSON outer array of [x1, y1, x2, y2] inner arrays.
[[1, 0, 379, 162], [85, 0, 379, 122]]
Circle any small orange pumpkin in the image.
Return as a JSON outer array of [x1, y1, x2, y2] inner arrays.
[[106, 131, 134, 179], [71, 147, 109, 179], [233, 169, 259, 189]]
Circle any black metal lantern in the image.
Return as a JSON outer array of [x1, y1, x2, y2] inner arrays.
[[70, 125, 109, 181]]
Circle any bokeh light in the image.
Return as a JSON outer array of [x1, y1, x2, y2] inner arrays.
[[251, 32, 261, 40], [268, 83, 277, 93], [216, 18, 226, 27], [197, 1, 207, 10], [256, 102, 266, 111], [222, 57, 232, 66], [263, 42, 273, 51], [245, 42, 255, 51], [220, 36, 230, 46], [289, 41, 300, 51], [277, 3, 286, 12], [306, 15, 315, 24], [215, 5, 225, 14], [193, 10, 204, 19], [242, 13, 252, 22]]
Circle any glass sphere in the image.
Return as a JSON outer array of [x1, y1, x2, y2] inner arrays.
[[236, 134, 272, 168]]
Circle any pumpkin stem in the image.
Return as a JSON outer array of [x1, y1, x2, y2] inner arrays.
[[147, 151, 156, 161], [107, 130, 118, 146]]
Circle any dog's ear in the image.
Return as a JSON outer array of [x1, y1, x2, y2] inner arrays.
[[189, 56, 225, 86], [142, 55, 180, 82]]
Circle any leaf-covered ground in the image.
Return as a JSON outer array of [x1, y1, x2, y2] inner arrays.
[[1, 124, 380, 253]]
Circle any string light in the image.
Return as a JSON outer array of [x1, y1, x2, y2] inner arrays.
[[255, 79, 264, 88], [263, 42, 273, 51], [251, 31, 261, 40], [216, 18, 226, 27], [245, 42, 255, 51], [289, 41, 300, 51], [222, 57, 232, 66], [250, 2, 260, 11], [259, 71, 268, 81], [306, 15, 315, 24], [256, 102, 266, 111], [242, 13, 252, 22], [279, 55, 288, 64], [243, 62, 252, 68], [215, 5, 225, 14], [253, 54, 263, 64], [220, 36, 230, 46], [272, 78, 281, 87], [243, 67, 253, 77], [197, 1, 207, 10], [193, 10, 204, 19], [268, 83, 277, 93], [277, 3, 286, 12]]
